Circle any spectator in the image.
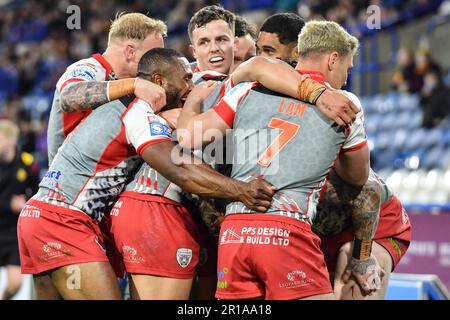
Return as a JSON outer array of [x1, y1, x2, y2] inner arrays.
[[391, 47, 422, 93], [420, 68, 450, 128], [0, 120, 39, 300]]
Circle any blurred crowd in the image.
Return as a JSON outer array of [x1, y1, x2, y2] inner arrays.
[[0, 0, 448, 176], [392, 46, 450, 128]]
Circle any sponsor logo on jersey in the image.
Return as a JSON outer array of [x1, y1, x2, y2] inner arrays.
[[279, 270, 314, 289], [20, 205, 41, 218], [240, 227, 291, 246], [42, 170, 63, 188], [176, 248, 193, 268], [70, 66, 96, 80], [217, 267, 229, 289], [43, 170, 62, 180], [122, 245, 144, 263], [149, 120, 171, 137], [220, 227, 244, 245], [40, 242, 70, 261]]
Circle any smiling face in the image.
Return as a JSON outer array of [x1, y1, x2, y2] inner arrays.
[[164, 57, 194, 109], [190, 19, 235, 74]]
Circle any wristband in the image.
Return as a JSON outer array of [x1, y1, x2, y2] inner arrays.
[[297, 77, 327, 105], [352, 238, 372, 260]]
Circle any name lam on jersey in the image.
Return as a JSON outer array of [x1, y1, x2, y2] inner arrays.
[[277, 98, 307, 118]]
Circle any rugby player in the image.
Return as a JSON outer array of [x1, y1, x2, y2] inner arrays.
[[17, 48, 276, 300], [254, 17, 411, 299], [256, 13, 304, 65], [184, 6, 361, 299], [176, 21, 375, 300], [48, 13, 169, 165], [230, 15, 257, 72], [315, 170, 411, 299]]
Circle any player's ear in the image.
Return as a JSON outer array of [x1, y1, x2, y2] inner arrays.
[[189, 44, 197, 59], [124, 42, 136, 61], [151, 73, 166, 88], [290, 45, 299, 61], [328, 51, 339, 71]]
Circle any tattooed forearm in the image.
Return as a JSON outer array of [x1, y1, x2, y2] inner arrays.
[[60, 81, 109, 113], [313, 170, 380, 238], [351, 175, 381, 240]]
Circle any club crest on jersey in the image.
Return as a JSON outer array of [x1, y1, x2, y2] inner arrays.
[[176, 248, 192, 268], [149, 121, 170, 137]]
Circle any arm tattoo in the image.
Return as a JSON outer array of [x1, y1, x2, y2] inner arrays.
[[313, 170, 380, 239], [351, 175, 381, 240], [60, 81, 109, 113]]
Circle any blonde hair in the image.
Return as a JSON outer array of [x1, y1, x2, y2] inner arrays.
[[298, 21, 359, 58], [0, 119, 19, 140], [108, 12, 167, 45]]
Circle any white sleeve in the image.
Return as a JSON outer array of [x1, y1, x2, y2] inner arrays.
[[212, 81, 255, 128], [342, 91, 368, 151], [122, 99, 172, 155], [56, 59, 105, 92]]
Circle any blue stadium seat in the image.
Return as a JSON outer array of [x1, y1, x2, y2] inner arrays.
[[422, 146, 445, 169], [420, 128, 443, 149], [404, 129, 427, 150], [443, 129, 450, 147], [408, 111, 423, 129], [392, 129, 408, 150]]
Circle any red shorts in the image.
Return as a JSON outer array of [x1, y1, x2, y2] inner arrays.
[[320, 195, 411, 273], [109, 192, 200, 279], [17, 200, 109, 275], [216, 214, 332, 300]]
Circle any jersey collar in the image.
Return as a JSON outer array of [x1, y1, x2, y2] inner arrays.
[[91, 53, 115, 79], [296, 70, 332, 89]]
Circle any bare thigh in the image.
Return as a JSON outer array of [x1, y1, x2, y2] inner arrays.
[[333, 242, 392, 300], [129, 274, 193, 300], [34, 262, 122, 300]]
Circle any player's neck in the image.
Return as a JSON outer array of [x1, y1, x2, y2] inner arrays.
[[296, 61, 326, 76], [103, 49, 132, 79]]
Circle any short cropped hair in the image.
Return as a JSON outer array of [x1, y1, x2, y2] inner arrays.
[[137, 48, 184, 80], [0, 119, 20, 140], [188, 5, 235, 42], [235, 15, 257, 40], [260, 13, 305, 46], [108, 12, 167, 45], [298, 21, 359, 58]]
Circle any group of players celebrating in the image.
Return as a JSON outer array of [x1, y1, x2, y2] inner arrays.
[[17, 5, 411, 300]]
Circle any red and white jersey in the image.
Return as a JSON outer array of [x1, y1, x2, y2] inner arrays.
[[47, 54, 116, 165], [34, 96, 172, 220], [123, 70, 233, 202], [203, 71, 367, 224]]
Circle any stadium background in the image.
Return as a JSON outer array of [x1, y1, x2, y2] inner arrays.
[[0, 0, 449, 299]]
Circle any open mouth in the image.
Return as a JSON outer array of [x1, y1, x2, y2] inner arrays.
[[209, 56, 225, 66]]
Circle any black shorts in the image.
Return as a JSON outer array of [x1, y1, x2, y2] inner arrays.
[[0, 241, 21, 267]]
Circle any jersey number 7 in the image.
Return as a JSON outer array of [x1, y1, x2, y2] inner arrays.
[[258, 118, 300, 167]]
